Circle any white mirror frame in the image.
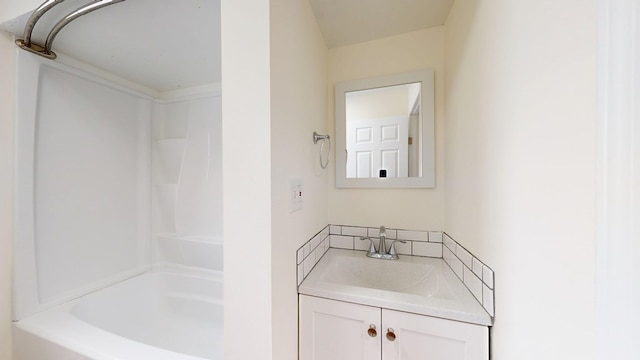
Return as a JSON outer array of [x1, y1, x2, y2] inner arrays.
[[335, 69, 435, 188]]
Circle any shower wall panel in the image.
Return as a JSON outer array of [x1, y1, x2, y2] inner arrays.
[[34, 66, 152, 304], [152, 94, 223, 271], [14, 52, 152, 319]]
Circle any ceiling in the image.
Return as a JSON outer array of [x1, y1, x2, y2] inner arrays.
[[309, 0, 455, 48], [0, 0, 451, 91], [0, 0, 220, 93]]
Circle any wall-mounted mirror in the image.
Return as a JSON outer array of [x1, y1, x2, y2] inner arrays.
[[335, 70, 435, 188]]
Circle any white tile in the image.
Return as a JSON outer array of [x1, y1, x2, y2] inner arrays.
[[303, 243, 311, 257], [303, 256, 314, 277], [368, 227, 397, 239], [322, 239, 329, 254], [413, 242, 442, 258], [297, 264, 304, 285], [318, 248, 327, 263], [456, 246, 473, 268], [320, 226, 330, 237], [483, 265, 494, 289], [355, 237, 373, 251], [449, 256, 464, 280], [472, 257, 483, 278], [310, 233, 322, 250], [342, 226, 368, 237], [296, 247, 304, 264], [428, 231, 443, 242], [483, 284, 495, 317], [443, 246, 454, 265], [330, 235, 354, 249], [443, 234, 456, 252], [392, 240, 412, 255], [397, 230, 428, 242], [329, 225, 341, 235], [464, 267, 483, 302]]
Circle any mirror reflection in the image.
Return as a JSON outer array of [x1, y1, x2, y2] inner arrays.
[[345, 82, 422, 178], [335, 70, 435, 188]]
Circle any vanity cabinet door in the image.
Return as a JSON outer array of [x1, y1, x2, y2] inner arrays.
[[299, 295, 381, 360], [381, 309, 488, 360]]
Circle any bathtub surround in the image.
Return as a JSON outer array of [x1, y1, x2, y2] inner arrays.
[[13, 52, 153, 319], [9, 44, 223, 359], [12, 51, 222, 319], [155, 235, 223, 271], [0, 31, 15, 360], [152, 91, 223, 271], [296, 225, 495, 319]]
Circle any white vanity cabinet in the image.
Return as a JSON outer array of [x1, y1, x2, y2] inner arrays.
[[299, 295, 488, 360], [299, 295, 382, 360], [381, 307, 488, 360]]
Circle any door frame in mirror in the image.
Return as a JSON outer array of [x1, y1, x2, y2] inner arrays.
[[335, 69, 435, 188]]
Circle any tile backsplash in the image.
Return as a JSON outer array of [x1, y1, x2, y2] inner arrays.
[[328, 225, 443, 257], [296, 226, 331, 284], [296, 225, 495, 320], [442, 232, 495, 317]]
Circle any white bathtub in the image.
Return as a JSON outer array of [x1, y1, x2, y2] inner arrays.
[[13, 267, 223, 360]]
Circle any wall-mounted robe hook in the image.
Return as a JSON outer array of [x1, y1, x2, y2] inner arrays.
[[313, 132, 331, 169]]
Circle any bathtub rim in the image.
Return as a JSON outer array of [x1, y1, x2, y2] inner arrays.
[[13, 265, 223, 360]]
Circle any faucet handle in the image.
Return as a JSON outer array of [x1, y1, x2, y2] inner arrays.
[[387, 239, 407, 257], [360, 237, 378, 255]]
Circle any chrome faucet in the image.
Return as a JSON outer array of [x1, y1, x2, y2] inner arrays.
[[378, 226, 388, 255], [359, 226, 406, 260]]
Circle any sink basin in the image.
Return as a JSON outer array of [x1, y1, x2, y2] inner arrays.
[[298, 248, 493, 326], [321, 255, 454, 299]]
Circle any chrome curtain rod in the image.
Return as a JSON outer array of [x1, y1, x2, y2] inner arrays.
[[16, 0, 126, 60]]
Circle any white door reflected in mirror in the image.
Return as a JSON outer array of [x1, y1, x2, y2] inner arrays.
[[345, 83, 419, 179], [336, 70, 435, 188]]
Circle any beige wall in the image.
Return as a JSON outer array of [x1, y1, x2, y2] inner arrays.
[[0, 32, 14, 360], [346, 85, 413, 120], [327, 28, 446, 230], [221, 0, 273, 359], [269, 0, 328, 358], [444, 1, 597, 359]]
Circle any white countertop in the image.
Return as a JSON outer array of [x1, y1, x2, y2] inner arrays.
[[298, 248, 492, 326]]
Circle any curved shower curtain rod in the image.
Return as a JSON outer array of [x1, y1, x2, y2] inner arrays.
[[15, 0, 126, 59]]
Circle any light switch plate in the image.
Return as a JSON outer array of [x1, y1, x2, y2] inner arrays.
[[290, 178, 304, 213]]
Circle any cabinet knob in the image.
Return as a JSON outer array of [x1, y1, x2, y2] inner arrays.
[[367, 325, 378, 337], [386, 328, 396, 341]]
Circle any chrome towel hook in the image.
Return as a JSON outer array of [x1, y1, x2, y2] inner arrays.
[[313, 131, 331, 169]]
